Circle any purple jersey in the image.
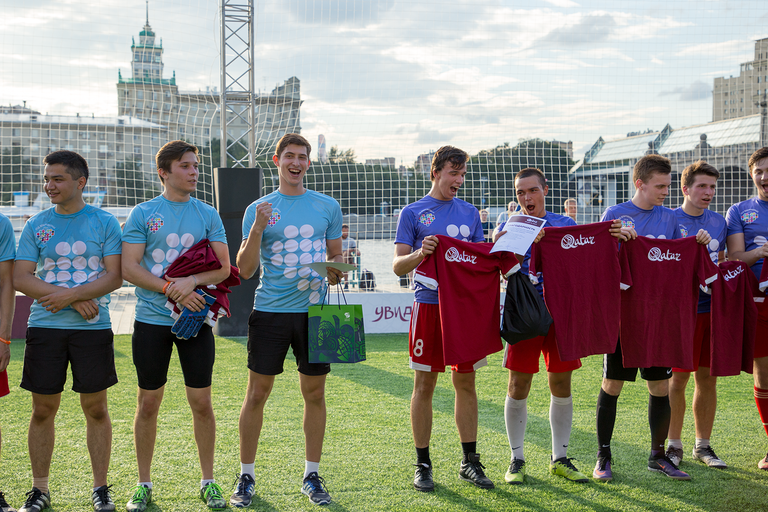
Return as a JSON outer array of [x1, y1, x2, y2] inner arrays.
[[500, 211, 576, 297], [396, 195, 484, 304], [674, 208, 727, 313], [726, 197, 768, 296], [602, 201, 680, 240]]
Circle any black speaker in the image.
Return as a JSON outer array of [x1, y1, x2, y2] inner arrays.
[[213, 167, 263, 336]]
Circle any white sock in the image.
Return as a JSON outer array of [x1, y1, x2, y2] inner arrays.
[[504, 395, 527, 462], [550, 394, 573, 461], [138, 482, 153, 490], [668, 439, 683, 449], [241, 463, 256, 480], [200, 479, 215, 489], [304, 460, 320, 479], [695, 438, 710, 449]]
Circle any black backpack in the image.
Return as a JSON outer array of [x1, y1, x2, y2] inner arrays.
[[359, 269, 376, 291], [500, 271, 553, 345]]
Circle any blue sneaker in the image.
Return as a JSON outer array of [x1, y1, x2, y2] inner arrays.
[[593, 456, 613, 482], [230, 473, 256, 508], [648, 454, 691, 480], [301, 472, 331, 505]]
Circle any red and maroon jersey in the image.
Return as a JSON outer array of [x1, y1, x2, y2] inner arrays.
[[619, 237, 719, 369], [710, 261, 762, 376], [529, 221, 620, 361], [414, 235, 520, 365]]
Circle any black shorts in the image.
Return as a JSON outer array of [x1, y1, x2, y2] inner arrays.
[[603, 338, 672, 382], [247, 310, 330, 377], [21, 327, 118, 395], [132, 321, 215, 390]]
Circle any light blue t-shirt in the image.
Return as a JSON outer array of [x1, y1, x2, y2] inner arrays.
[[395, 195, 484, 304], [123, 195, 227, 325], [16, 205, 122, 330], [674, 207, 727, 313], [242, 189, 343, 313], [0, 214, 15, 262]]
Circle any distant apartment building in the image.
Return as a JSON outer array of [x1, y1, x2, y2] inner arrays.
[[365, 157, 396, 167], [0, 104, 165, 206], [713, 38, 768, 121], [414, 151, 435, 174], [551, 140, 573, 161], [116, 16, 303, 150]]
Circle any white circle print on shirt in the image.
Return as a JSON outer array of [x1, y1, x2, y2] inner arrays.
[[446, 223, 472, 241], [43, 240, 106, 324], [271, 223, 325, 304], [150, 233, 195, 277]]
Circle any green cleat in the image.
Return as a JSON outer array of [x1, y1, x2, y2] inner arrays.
[[550, 456, 589, 483], [125, 485, 151, 512], [504, 459, 526, 485], [200, 483, 226, 511]]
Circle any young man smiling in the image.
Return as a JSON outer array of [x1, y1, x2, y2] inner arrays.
[[725, 146, 768, 470], [666, 161, 727, 470], [14, 150, 122, 512], [232, 133, 343, 507], [393, 146, 495, 492], [122, 141, 231, 511]]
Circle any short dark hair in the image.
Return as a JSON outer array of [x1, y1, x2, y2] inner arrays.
[[430, 146, 468, 181], [342, 223, 349, 229], [515, 167, 546, 189], [681, 160, 719, 188], [749, 147, 768, 173], [156, 140, 198, 184], [633, 154, 671, 184], [276, 133, 311, 159], [43, 150, 89, 182]]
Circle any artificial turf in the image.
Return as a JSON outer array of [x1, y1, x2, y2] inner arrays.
[[1, 333, 767, 511]]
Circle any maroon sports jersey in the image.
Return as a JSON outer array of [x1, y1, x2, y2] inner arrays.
[[619, 237, 718, 369], [414, 235, 520, 365], [710, 261, 761, 376], [529, 221, 620, 361], [760, 257, 768, 293]]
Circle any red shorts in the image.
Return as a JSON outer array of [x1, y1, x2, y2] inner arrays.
[[754, 300, 768, 359], [408, 302, 486, 373], [673, 312, 711, 372], [0, 369, 9, 398], [502, 324, 581, 374]]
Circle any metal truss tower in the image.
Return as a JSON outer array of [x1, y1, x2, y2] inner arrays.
[[220, 0, 256, 168]]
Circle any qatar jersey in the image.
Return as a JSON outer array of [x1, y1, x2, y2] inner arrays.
[[710, 261, 761, 377], [528, 221, 620, 361], [618, 236, 718, 369], [414, 235, 520, 365]]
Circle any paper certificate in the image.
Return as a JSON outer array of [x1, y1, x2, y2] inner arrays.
[[490, 214, 547, 255]]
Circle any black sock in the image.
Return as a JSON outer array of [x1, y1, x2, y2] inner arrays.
[[416, 446, 431, 466], [596, 389, 618, 458], [649, 394, 671, 457], [461, 441, 477, 461]]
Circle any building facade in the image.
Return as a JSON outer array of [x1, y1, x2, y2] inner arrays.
[[713, 38, 768, 122], [116, 17, 302, 153]]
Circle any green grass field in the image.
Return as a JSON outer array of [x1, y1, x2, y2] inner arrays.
[[2, 333, 768, 511]]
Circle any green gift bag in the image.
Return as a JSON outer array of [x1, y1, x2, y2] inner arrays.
[[308, 286, 366, 363]]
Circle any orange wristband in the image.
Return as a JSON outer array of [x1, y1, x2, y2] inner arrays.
[[162, 282, 171, 295], [0, 337, 10, 345]]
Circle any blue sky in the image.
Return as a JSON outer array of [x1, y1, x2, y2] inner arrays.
[[1, 0, 766, 164]]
